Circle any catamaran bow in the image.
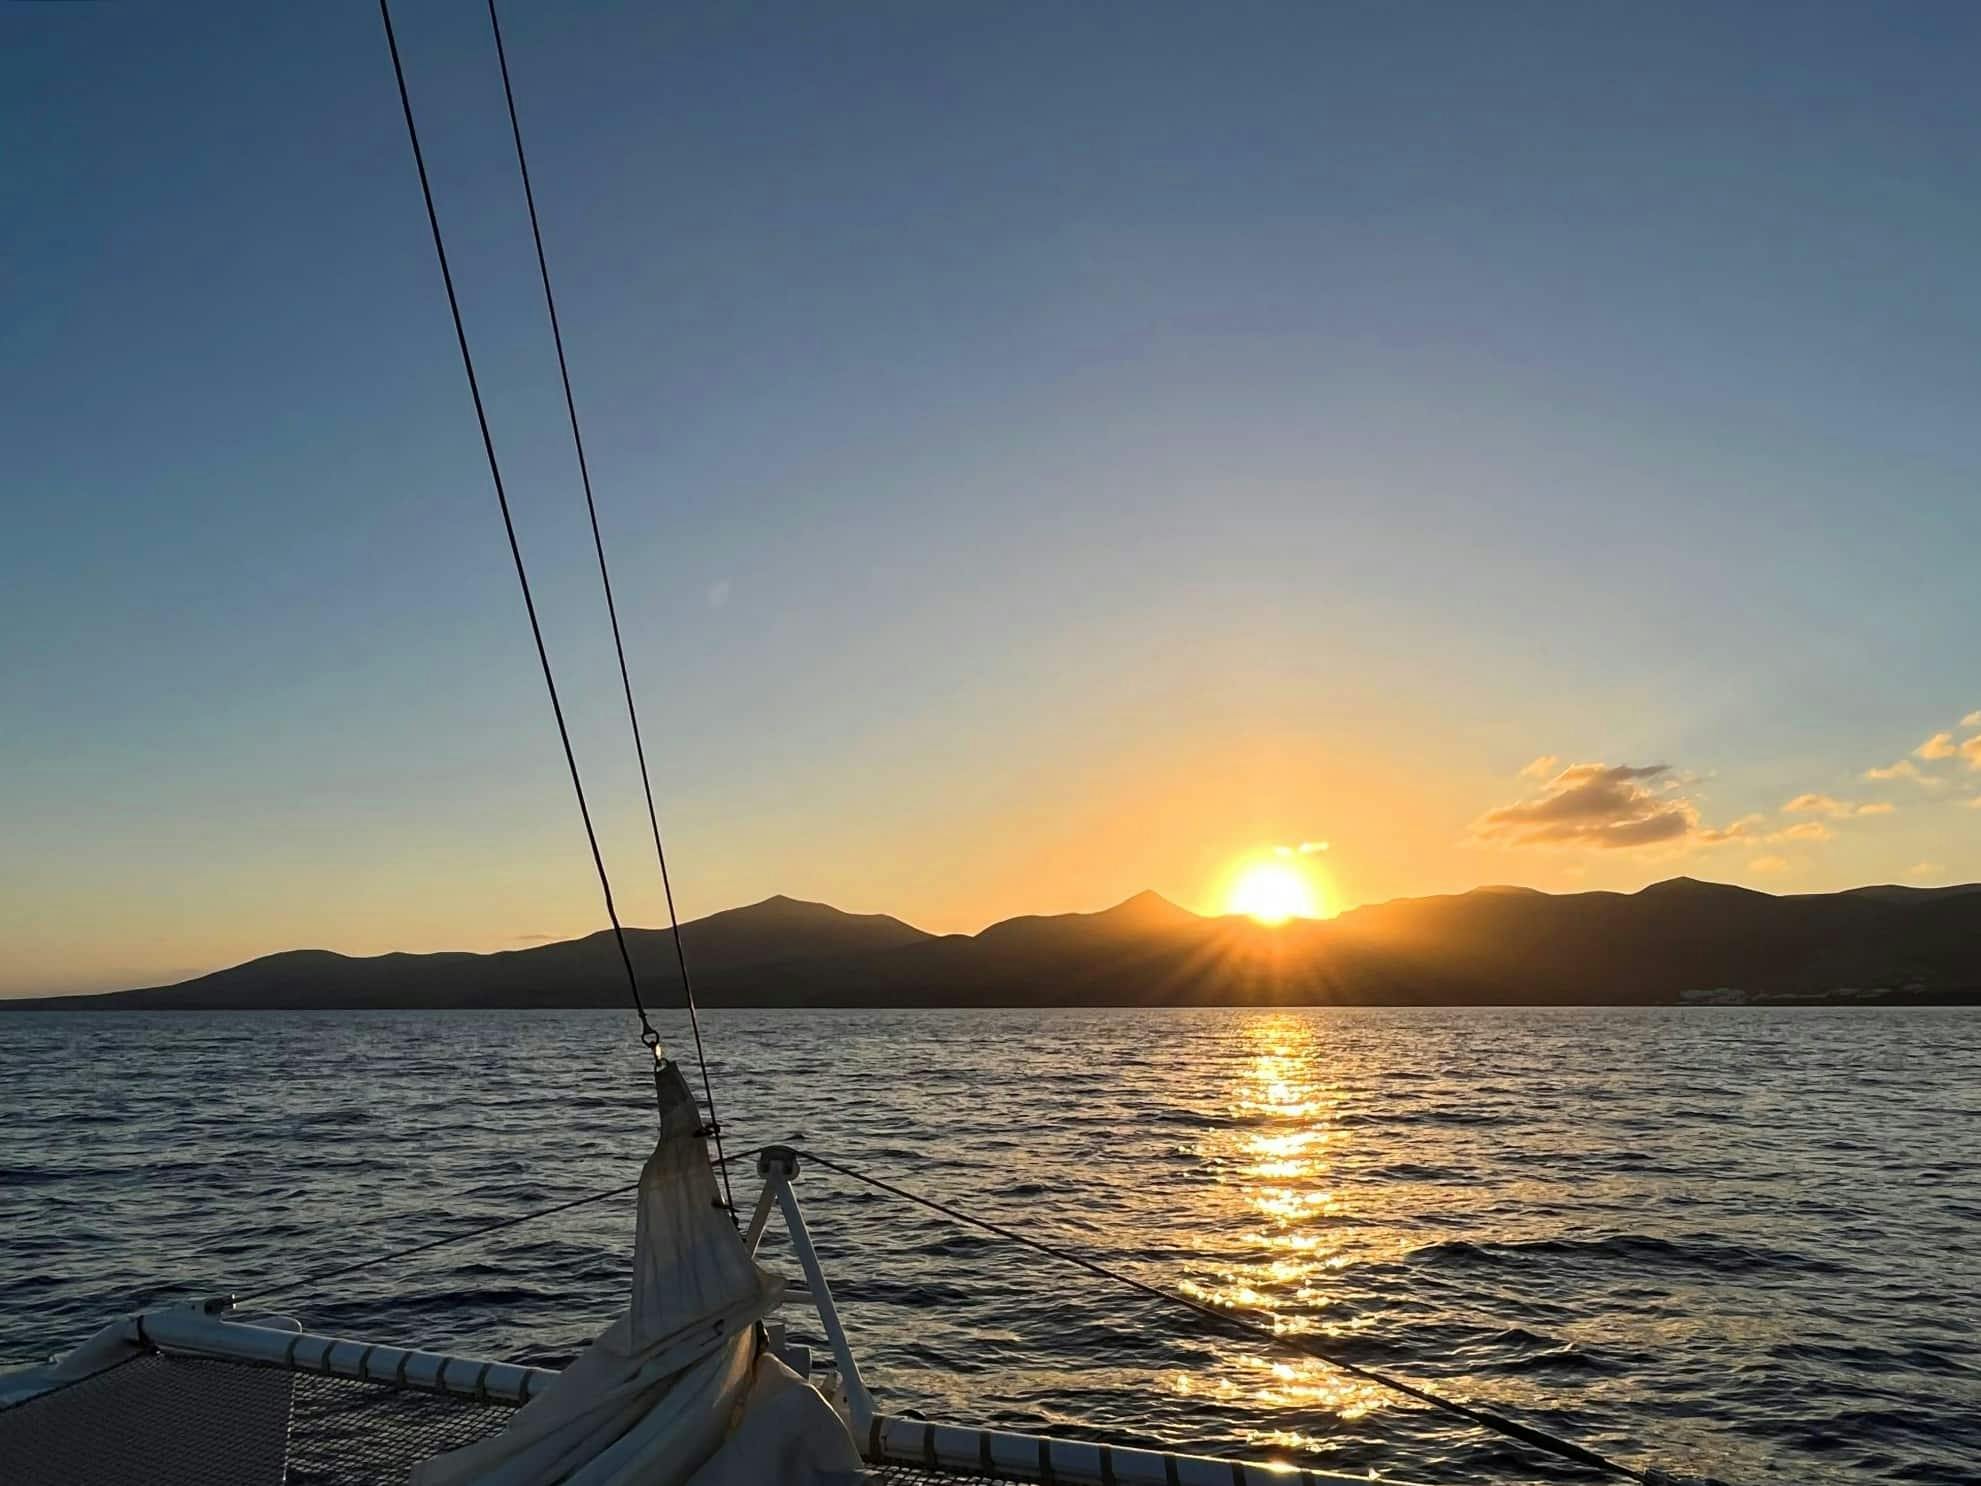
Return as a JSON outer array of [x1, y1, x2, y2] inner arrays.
[[409, 1062, 861, 1485]]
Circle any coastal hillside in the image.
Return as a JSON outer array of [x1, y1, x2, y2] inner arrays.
[[8, 880, 1981, 1010]]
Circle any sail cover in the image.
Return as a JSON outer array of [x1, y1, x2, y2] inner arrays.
[[413, 1062, 864, 1486]]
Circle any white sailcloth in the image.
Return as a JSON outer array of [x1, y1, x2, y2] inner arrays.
[[412, 1062, 863, 1486]]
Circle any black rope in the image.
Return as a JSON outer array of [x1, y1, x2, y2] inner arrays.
[[240, 1148, 760, 1306], [791, 1148, 1664, 1485], [484, 0, 734, 1214], [240, 1179, 642, 1305], [378, 0, 665, 1076]]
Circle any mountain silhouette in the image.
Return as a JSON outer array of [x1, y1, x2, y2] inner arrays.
[[7, 880, 1980, 1010]]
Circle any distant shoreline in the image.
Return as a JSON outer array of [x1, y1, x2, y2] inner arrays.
[[7, 876, 1979, 1013], [6, 995, 1978, 1012]]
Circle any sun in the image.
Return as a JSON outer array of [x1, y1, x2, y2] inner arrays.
[[1225, 861, 1321, 925]]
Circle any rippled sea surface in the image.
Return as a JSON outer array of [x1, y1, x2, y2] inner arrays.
[[3, 1008, 1977, 1483]]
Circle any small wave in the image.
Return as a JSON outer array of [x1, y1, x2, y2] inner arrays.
[[1488, 1345, 1620, 1375], [0, 1166, 69, 1187], [294, 1106, 372, 1128], [908, 1233, 1000, 1258], [837, 1277, 974, 1307], [1406, 1233, 1840, 1276], [1769, 1339, 1974, 1376], [1335, 1109, 1520, 1129], [1360, 1161, 1474, 1182]]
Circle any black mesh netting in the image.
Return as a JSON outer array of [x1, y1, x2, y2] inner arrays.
[[0, 1352, 515, 1486], [287, 1369, 519, 1484], [0, 1352, 1030, 1485]]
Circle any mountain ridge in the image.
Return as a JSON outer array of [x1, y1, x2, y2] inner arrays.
[[7, 880, 1979, 1009]]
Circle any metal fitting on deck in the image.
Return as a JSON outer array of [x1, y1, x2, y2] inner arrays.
[[757, 1145, 801, 1179]]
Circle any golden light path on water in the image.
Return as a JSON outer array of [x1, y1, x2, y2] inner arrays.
[[1172, 1016, 1394, 1457], [3, 1008, 1966, 1484]]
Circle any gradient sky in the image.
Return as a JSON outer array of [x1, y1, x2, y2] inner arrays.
[[6, 3, 1981, 996]]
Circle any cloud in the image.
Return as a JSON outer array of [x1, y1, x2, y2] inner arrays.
[[1271, 840, 1328, 857], [512, 933, 560, 944], [1963, 796, 1981, 809], [706, 579, 731, 609], [1862, 711, 1981, 786], [1519, 755, 1560, 780], [1782, 793, 1893, 821], [1907, 862, 1945, 881], [1473, 762, 1698, 850], [1478, 757, 1881, 855], [1748, 855, 1791, 874], [1699, 816, 1828, 846], [1697, 813, 1767, 844], [1865, 758, 1923, 782]]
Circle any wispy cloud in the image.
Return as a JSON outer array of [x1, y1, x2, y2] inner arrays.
[[1272, 840, 1330, 856], [1697, 813, 1766, 844], [1773, 820, 1831, 842], [1863, 709, 1981, 786], [1748, 855, 1791, 874], [1519, 755, 1560, 780], [1907, 862, 1945, 881], [512, 933, 560, 944], [1781, 793, 1894, 820], [1474, 762, 1697, 850], [1865, 758, 1924, 782]]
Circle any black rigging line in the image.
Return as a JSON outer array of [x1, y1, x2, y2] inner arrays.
[[484, 0, 734, 1215], [793, 1148, 1676, 1485], [240, 1148, 758, 1305], [378, 0, 664, 1079], [370, 18, 1704, 1479], [243, 1180, 641, 1304]]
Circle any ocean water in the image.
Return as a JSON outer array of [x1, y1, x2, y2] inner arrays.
[[2, 1007, 1976, 1484]]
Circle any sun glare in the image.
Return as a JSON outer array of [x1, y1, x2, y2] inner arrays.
[[1226, 862, 1320, 924]]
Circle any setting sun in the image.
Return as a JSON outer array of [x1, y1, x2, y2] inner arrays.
[[1225, 862, 1321, 924]]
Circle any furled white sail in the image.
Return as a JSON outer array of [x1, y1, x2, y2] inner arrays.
[[412, 1062, 863, 1486]]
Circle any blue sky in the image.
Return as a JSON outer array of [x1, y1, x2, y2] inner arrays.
[[5, 3, 1980, 994]]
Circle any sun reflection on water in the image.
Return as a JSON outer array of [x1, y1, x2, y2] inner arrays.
[[1180, 1016, 1390, 1450], [1167, 1356, 1391, 1419]]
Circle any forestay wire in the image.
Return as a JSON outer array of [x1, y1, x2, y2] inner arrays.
[[377, 0, 667, 1093], [482, 0, 734, 1214], [373, 7, 1707, 1478]]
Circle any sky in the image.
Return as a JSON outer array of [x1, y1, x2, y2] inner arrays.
[[5, 3, 1981, 996]]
